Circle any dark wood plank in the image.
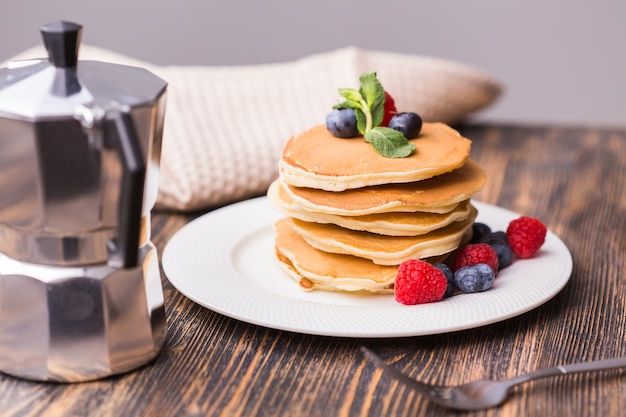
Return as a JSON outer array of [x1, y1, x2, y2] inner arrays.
[[0, 124, 624, 417]]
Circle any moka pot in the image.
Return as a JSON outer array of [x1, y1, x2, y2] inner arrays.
[[0, 21, 167, 382]]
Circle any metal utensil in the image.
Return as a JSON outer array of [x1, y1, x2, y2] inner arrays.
[[361, 347, 626, 411]]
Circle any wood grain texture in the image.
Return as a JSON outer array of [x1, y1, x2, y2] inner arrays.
[[0, 124, 624, 417]]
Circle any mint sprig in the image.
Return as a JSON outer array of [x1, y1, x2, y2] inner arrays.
[[365, 127, 416, 158], [333, 72, 415, 158]]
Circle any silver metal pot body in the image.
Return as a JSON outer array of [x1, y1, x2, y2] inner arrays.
[[0, 21, 167, 382], [0, 242, 165, 382], [0, 95, 165, 266]]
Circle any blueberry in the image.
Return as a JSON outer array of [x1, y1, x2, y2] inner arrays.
[[489, 240, 513, 269], [471, 222, 492, 243], [454, 264, 495, 293], [435, 263, 455, 298], [480, 231, 507, 245], [480, 231, 513, 269], [388, 112, 423, 138], [326, 108, 358, 138]]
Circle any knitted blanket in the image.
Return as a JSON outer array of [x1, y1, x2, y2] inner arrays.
[[5, 46, 502, 211]]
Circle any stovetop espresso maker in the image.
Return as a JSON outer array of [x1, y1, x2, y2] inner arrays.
[[0, 21, 167, 382]]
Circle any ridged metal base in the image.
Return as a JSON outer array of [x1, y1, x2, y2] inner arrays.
[[0, 242, 166, 382]]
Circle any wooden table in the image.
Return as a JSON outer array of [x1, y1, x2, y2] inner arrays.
[[1, 123, 625, 417]]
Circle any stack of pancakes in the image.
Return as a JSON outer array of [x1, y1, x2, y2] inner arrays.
[[268, 123, 486, 294]]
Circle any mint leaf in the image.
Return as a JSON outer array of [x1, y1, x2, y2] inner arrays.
[[364, 127, 415, 158], [338, 88, 363, 103], [358, 72, 385, 129], [333, 100, 362, 110], [330, 72, 414, 158], [355, 109, 367, 135]]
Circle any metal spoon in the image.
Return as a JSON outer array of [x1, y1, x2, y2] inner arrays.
[[361, 347, 626, 411]]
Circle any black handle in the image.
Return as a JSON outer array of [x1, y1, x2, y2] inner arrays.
[[40, 21, 82, 67], [106, 111, 146, 269]]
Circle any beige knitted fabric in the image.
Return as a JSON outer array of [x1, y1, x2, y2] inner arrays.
[[4, 46, 502, 212]]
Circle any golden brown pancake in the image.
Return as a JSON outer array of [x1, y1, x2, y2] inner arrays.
[[270, 119, 487, 294], [268, 179, 474, 236], [290, 205, 477, 265], [279, 123, 472, 191], [281, 159, 486, 216], [274, 217, 398, 293], [274, 218, 452, 293]]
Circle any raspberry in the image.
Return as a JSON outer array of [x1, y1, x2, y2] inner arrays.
[[394, 259, 448, 305], [381, 91, 397, 126], [452, 243, 499, 274], [506, 216, 547, 259]]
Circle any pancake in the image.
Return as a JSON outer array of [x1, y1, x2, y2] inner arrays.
[[290, 205, 477, 265], [281, 159, 486, 216], [274, 218, 397, 293], [279, 122, 472, 191], [268, 179, 473, 236]]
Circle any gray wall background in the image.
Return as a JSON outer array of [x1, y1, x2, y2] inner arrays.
[[1, 0, 624, 126]]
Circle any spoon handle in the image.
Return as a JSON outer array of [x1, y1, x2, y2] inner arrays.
[[510, 356, 626, 385]]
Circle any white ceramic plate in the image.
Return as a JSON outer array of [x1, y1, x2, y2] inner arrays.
[[162, 198, 572, 338]]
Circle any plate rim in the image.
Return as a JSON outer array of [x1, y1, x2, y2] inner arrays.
[[162, 197, 573, 338]]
